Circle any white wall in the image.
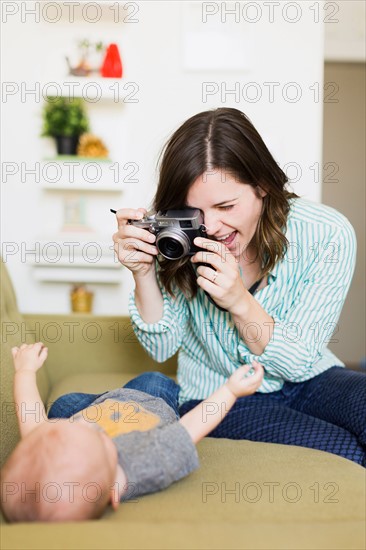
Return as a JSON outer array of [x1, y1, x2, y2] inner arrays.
[[325, 0, 366, 62], [1, 1, 324, 315]]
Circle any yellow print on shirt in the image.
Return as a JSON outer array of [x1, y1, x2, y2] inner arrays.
[[75, 399, 161, 437]]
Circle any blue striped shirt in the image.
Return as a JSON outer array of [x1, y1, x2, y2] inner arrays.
[[129, 198, 357, 407]]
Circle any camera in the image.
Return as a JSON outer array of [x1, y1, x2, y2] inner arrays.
[[128, 208, 208, 260]]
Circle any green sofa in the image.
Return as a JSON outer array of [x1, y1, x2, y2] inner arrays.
[[1, 259, 365, 550]]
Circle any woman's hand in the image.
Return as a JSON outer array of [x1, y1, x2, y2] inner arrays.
[[191, 237, 247, 313], [226, 361, 264, 397], [112, 208, 159, 278], [11, 343, 48, 373]]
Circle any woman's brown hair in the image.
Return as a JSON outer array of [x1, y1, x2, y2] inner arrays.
[[152, 107, 299, 299]]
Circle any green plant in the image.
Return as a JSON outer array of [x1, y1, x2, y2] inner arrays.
[[78, 39, 104, 58], [41, 97, 90, 138]]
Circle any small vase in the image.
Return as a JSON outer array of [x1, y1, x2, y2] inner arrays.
[[100, 44, 123, 78], [71, 285, 94, 313], [55, 135, 80, 155]]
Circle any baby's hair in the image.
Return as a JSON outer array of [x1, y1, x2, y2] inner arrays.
[[1, 422, 112, 522]]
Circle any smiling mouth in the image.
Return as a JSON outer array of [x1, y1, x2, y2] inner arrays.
[[214, 231, 237, 244]]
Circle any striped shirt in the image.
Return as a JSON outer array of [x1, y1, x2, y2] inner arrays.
[[129, 198, 357, 407]]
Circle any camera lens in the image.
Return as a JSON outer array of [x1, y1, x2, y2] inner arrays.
[[156, 229, 190, 260], [158, 238, 184, 259]]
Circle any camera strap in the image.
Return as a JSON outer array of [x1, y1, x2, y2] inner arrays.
[[248, 278, 263, 295]]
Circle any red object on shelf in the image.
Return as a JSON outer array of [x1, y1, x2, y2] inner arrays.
[[100, 44, 123, 78]]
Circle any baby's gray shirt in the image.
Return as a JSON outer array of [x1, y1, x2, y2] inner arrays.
[[89, 388, 199, 501]]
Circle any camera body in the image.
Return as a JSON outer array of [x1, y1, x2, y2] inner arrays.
[[128, 208, 208, 260]]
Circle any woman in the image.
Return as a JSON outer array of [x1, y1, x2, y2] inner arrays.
[[113, 107, 365, 466]]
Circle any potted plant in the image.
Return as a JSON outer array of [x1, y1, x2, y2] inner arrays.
[[41, 97, 90, 155]]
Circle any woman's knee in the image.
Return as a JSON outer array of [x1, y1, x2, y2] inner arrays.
[[124, 371, 177, 393], [127, 371, 169, 385]]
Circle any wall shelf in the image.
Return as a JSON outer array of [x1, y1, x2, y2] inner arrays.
[[40, 159, 124, 191], [33, 266, 122, 284], [36, 69, 128, 291], [42, 182, 123, 192], [41, 77, 129, 101], [43, 156, 113, 162], [32, 235, 122, 283]]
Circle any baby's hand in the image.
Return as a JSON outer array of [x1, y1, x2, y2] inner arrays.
[[226, 361, 264, 398], [11, 343, 48, 373]]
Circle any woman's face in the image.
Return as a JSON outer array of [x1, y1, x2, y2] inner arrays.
[[186, 169, 266, 262]]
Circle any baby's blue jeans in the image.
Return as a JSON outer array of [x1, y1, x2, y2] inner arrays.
[[48, 366, 366, 467]]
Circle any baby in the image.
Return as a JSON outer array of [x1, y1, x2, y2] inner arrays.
[[1, 343, 264, 522]]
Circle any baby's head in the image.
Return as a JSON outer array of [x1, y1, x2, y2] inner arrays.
[[1, 419, 118, 522]]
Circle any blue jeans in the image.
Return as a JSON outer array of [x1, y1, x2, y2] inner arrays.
[[48, 372, 180, 420], [48, 367, 366, 467]]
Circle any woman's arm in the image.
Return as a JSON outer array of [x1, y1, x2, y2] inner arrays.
[[129, 262, 190, 363], [237, 220, 357, 382], [133, 269, 164, 324], [230, 294, 275, 356]]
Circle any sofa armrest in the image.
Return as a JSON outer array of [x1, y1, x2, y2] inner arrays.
[[23, 314, 177, 388]]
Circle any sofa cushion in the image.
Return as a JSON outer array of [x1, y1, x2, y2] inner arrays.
[[22, 313, 178, 390], [1, 438, 365, 549], [39, 372, 366, 550]]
